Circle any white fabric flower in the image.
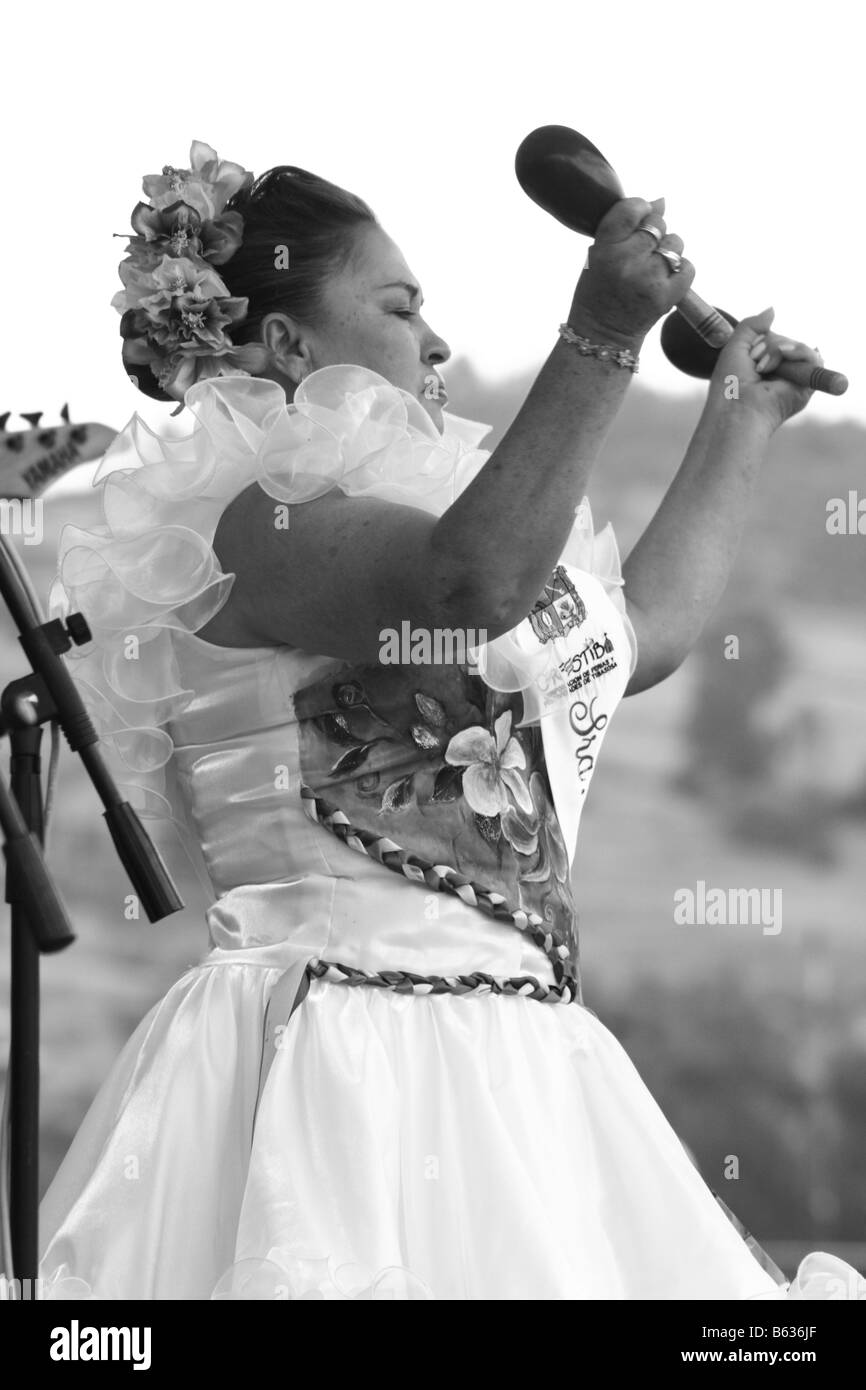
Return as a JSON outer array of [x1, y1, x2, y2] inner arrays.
[[444, 710, 534, 816]]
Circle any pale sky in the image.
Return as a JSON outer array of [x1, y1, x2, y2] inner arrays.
[[4, 0, 864, 498]]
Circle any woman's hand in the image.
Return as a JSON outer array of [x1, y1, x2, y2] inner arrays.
[[569, 197, 696, 344], [710, 307, 823, 431]]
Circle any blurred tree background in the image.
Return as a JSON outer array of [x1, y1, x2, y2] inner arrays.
[[1, 363, 864, 1277]]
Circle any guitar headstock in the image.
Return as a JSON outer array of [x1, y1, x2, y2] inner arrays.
[[1, 405, 118, 497]]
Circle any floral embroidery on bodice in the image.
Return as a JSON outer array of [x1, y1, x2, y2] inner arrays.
[[294, 658, 578, 973]]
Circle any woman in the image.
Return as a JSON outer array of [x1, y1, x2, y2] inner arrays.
[[38, 142, 859, 1300]]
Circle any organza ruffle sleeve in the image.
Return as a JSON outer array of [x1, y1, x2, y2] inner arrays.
[[48, 374, 288, 821], [47, 364, 636, 819]]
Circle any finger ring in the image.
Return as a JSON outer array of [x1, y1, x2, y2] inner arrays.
[[654, 247, 683, 274], [636, 222, 662, 245]]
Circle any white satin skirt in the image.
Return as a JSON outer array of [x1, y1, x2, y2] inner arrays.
[[38, 872, 804, 1300]]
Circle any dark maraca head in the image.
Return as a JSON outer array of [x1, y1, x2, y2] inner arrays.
[[660, 307, 739, 379], [514, 126, 624, 238]]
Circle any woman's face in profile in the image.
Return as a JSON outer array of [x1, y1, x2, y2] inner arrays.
[[311, 222, 452, 432]]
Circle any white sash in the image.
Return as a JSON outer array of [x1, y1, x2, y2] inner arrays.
[[512, 565, 633, 867]]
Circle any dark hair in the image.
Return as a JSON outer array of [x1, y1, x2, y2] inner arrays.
[[222, 166, 378, 343]]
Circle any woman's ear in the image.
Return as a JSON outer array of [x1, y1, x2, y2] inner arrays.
[[260, 312, 313, 386]]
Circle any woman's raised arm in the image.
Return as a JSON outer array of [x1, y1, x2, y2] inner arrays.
[[205, 196, 694, 660], [621, 308, 824, 695]]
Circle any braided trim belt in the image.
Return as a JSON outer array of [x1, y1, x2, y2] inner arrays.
[[301, 784, 580, 1006], [306, 959, 575, 1003]]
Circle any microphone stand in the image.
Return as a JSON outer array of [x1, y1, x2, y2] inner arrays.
[[0, 529, 184, 1291]]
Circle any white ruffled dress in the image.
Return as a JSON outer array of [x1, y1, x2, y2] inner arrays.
[[37, 365, 864, 1301]]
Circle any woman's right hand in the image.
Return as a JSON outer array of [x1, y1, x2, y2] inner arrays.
[[569, 197, 695, 345]]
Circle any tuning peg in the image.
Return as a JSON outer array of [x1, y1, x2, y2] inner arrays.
[[21, 411, 43, 428]]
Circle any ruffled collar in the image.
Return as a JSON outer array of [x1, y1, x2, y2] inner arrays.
[[191, 365, 494, 517]]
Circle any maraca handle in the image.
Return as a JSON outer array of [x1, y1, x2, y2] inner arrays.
[[676, 291, 733, 350], [773, 362, 848, 396], [676, 290, 849, 396]]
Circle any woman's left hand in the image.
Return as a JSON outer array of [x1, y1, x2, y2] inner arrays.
[[710, 307, 823, 431]]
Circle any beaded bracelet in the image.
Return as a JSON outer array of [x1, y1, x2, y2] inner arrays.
[[558, 322, 640, 372]]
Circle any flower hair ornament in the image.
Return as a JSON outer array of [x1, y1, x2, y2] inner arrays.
[[112, 140, 268, 410]]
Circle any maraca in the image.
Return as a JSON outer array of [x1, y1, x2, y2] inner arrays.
[[515, 126, 848, 397]]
